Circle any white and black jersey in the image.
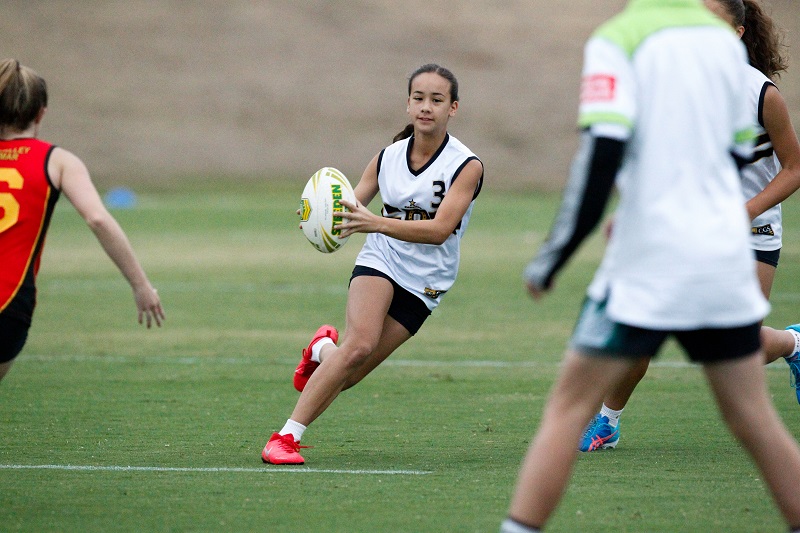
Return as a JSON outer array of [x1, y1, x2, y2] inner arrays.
[[742, 65, 782, 250], [356, 133, 482, 310]]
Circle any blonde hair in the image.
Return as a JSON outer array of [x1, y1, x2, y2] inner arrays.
[[0, 59, 48, 132]]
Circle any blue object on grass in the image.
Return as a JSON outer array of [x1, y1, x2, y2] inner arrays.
[[104, 187, 137, 209]]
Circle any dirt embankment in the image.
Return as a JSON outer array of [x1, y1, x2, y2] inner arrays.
[[5, 1, 799, 190]]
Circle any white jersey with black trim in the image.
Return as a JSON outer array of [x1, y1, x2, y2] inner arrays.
[[355, 133, 482, 311], [742, 64, 782, 250], [577, 2, 769, 329]]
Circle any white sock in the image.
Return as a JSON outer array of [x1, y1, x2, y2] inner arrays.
[[279, 419, 307, 442], [311, 337, 335, 363], [600, 403, 624, 427], [786, 329, 800, 360], [500, 518, 540, 533]]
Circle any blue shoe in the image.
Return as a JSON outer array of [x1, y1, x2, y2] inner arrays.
[[788, 360, 800, 405], [579, 414, 620, 452], [785, 325, 800, 404]]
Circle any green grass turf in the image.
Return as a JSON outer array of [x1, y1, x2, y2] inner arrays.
[[2, 181, 800, 532]]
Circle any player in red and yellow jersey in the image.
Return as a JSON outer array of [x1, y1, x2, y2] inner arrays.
[[0, 59, 164, 381]]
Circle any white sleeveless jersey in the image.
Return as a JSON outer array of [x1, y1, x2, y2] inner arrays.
[[741, 65, 782, 250], [355, 134, 482, 310]]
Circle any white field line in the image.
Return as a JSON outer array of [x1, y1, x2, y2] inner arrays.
[[0, 464, 431, 475]]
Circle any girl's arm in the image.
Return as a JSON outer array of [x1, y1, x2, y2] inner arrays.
[[745, 85, 800, 220], [337, 159, 483, 245], [49, 147, 164, 327], [352, 153, 381, 207]]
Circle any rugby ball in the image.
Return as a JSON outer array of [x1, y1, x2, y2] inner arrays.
[[299, 167, 356, 253]]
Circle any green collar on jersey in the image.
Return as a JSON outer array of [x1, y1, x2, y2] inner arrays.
[[595, 0, 731, 57]]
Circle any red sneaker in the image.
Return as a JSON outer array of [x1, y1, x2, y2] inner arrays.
[[261, 432, 309, 465], [293, 325, 339, 392]]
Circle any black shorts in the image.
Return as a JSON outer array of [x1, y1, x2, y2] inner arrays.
[[754, 248, 780, 268], [571, 297, 761, 363], [350, 265, 431, 335], [0, 313, 30, 363]]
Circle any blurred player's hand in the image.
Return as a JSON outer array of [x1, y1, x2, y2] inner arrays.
[[525, 280, 550, 300]]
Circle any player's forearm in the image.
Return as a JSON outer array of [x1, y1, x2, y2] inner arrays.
[[524, 133, 623, 289], [87, 215, 151, 290], [374, 216, 454, 245], [746, 166, 800, 220]]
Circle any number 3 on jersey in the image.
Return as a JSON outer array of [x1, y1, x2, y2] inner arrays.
[[0, 168, 24, 233]]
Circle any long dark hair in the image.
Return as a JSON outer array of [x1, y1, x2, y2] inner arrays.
[[713, 0, 788, 79], [0, 59, 48, 133], [393, 64, 459, 143]]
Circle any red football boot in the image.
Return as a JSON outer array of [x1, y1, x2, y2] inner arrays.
[[293, 325, 339, 392], [261, 433, 309, 465]]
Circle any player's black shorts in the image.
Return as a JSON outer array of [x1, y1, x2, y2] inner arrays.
[[754, 248, 780, 268], [0, 313, 30, 363], [350, 265, 431, 335], [571, 297, 761, 363]]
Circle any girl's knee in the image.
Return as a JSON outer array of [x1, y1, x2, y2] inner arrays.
[[336, 341, 374, 370]]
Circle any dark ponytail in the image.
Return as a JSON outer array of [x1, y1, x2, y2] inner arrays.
[[392, 63, 459, 142], [741, 0, 788, 79], [713, 0, 788, 80], [393, 124, 415, 143]]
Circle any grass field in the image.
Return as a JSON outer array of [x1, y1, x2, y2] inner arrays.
[[2, 182, 800, 532]]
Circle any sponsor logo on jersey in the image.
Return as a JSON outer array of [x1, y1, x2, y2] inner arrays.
[[581, 74, 616, 103], [752, 224, 775, 236], [424, 287, 446, 300], [0, 146, 31, 161], [402, 200, 432, 221], [382, 200, 433, 221]]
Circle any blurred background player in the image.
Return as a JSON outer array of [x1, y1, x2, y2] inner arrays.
[[261, 63, 483, 465], [502, 0, 800, 531], [0, 59, 164, 382], [579, 0, 800, 454]]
